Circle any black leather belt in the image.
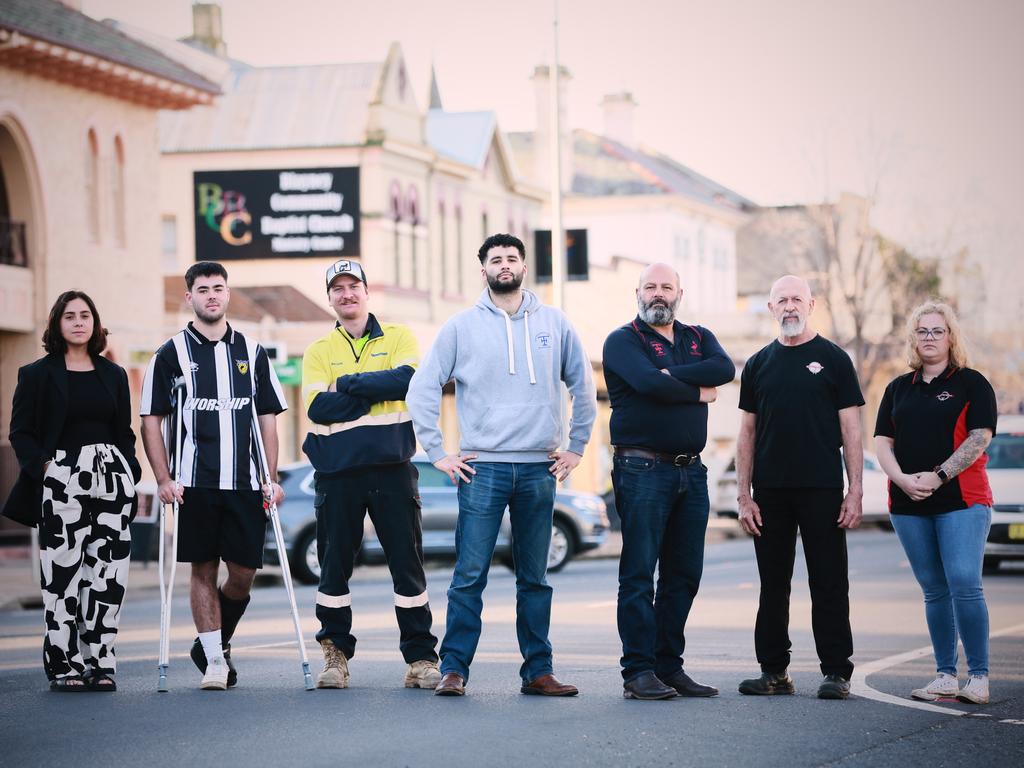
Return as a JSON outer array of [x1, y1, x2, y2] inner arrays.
[[614, 447, 700, 466]]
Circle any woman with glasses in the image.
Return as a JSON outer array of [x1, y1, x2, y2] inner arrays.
[[3, 291, 142, 692], [873, 301, 997, 704]]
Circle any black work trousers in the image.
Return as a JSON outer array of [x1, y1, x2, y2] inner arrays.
[[313, 463, 438, 663], [752, 487, 854, 679]]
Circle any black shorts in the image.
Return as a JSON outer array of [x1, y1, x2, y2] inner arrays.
[[177, 487, 267, 569]]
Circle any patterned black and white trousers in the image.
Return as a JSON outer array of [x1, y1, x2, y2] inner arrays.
[[40, 444, 135, 680]]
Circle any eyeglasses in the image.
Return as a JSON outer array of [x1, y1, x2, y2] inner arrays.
[[915, 328, 947, 340]]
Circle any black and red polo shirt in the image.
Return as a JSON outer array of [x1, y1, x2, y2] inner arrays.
[[874, 366, 997, 515]]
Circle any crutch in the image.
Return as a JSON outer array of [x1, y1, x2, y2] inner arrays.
[[250, 409, 314, 690], [157, 377, 186, 692]]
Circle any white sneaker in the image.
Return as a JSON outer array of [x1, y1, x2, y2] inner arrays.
[[404, 659, 442, 689], [957, 675, 989, 704], [910, 672, 958, 701], [201, 656, 229, 690]]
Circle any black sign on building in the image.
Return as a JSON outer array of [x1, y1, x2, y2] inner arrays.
[[533, 229, 589, 282], [193, 167, 360, 260]]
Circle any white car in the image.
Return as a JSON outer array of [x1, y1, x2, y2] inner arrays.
[[984, 415, 1024, 572], [713, 451, 893, 526]]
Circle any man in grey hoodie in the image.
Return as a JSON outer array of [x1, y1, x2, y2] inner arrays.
[[407, 233, 597, 697]]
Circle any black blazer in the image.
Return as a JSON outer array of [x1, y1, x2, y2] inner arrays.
[[2, 353, 143, 527]]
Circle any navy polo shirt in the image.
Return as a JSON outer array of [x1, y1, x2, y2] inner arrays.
[[603, 317, 735, 454], [874, 366, 997, 515]]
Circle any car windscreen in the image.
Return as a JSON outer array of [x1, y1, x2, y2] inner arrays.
[[414, 461, 456, 487], [986, 434, 1024, 469]]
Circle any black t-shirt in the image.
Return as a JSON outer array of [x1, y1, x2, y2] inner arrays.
[[739, 335, 864, 489], [874, 366, 997, 516], [58, 369, 116, 452]]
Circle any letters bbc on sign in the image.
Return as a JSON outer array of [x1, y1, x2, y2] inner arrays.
[[193, 167, 360, 260]]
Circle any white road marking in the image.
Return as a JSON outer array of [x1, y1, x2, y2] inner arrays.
[[851, 620, 1024, 716]]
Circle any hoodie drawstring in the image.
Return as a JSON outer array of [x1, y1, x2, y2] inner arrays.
[[524, 310, 537, 385], [503, 311, 516, 375], [501, 309, 537, 385]]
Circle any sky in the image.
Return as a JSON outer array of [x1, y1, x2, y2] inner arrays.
[[83, 0, 1023, 313]]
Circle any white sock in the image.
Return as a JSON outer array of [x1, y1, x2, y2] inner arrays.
[[199, 630, 225, 663]]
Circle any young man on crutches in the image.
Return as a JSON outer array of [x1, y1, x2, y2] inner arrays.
[[141, 261, 287, 690]]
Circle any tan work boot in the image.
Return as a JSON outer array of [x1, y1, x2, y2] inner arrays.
[[316, 639, 349, 689], [404, 659, 442, 689]]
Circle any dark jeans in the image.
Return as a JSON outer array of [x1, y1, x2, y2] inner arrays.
[[313, 463, 438, 664], [439, 461, 556, 684], [613, 455, 710, 682], [752, 487, 853, 679]]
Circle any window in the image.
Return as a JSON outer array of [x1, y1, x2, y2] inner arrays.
[[112, 135, 126, 246], [86, 129, 100, 242], [390, 181, 402, 286], [533, 229, 589, 282], [481, 210, 488, 241], [161, 215, 177, 272], [408, 185, 419, 289], [455, 205, 463, 295]]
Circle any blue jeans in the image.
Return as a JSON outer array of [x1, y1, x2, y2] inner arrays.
[[439, 462, 556, 684], [613, 455, 710, 682], [890, 504, 991, 676]]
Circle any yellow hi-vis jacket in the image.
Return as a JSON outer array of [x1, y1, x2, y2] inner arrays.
[[301, 314, 418, 474]]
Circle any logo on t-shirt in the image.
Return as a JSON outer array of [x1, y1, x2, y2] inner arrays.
[[235, 359, 249, 375], [651, 342, 666, 357], [806, 362, 824, 374], [188, 362, 200, 373], [690, 341, 699, 355], [937, 391, 954, 401], [535, 332, 552, 349]]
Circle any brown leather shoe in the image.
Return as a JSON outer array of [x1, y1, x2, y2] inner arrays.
[[434, 672, 466, 696], [521, 673, 579, 696]]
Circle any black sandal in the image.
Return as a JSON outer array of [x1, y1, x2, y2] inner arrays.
[[85, 671, 117, 692], [50, 675, 88, 692]]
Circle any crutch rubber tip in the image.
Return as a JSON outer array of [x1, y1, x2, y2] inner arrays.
[[303, 663, 314, 691]]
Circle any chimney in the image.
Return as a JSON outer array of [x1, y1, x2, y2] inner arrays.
[[189, 3, 228, 57], [601, 92, 636, 146], [531, 64, 573, 193]]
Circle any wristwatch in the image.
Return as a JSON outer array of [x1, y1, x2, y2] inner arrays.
[[933, 466, 950, 484]]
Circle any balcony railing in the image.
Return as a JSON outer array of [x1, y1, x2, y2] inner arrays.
[[1, 217, 27, 267]]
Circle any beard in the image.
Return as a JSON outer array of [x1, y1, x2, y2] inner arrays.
[[637, 294, 679, 326], [193, 302, 227, 324], [487, 270, 524, 294], [779, 314, 806, 338]]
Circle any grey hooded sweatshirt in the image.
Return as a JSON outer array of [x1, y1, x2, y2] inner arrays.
[[407, 288, 597, 463]]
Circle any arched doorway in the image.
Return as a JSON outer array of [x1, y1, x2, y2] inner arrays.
[[0, 112, 45, 542]]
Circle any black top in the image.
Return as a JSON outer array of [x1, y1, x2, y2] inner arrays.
[[874, 366, 997, 516], [739, 335, 865, 489], [57, 369, 116, 451], [4, 354, 142, 528], [140, 323, 287, 491], [603, 317, 735, 454]]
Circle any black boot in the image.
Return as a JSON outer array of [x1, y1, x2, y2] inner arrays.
[[623, 671, 678, 700]]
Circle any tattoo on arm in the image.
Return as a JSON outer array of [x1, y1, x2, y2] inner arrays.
[[941, 428, 993, 478]]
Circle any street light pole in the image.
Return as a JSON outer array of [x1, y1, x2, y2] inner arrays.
[[549, 0, 564, 311]]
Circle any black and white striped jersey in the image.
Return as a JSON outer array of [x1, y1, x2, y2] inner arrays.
[[140, 323, 287, 490]]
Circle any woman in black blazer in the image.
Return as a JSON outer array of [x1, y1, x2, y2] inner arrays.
[[4, 290, 142, 692]]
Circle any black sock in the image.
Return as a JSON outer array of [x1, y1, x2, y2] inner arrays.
[[219, 589, 250, 647]]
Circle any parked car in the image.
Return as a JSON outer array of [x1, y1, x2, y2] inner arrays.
[[713, 451, 892, 525], [984, 415, 1024, 572], [265, 457, 610, 584]]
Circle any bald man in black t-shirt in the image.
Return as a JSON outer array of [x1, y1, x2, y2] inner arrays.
[[735, 275, 865, 701]]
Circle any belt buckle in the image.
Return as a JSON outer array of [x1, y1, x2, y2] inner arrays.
[[673, 454, 695, 467]]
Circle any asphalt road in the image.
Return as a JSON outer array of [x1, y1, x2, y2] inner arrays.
[[1, 530, 1022, 767]]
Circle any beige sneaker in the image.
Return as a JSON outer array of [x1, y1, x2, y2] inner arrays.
[[316, 639, 349, 689], [404, 659, 442, 689], [911, 672, 958, 701], [200, 656, 229, 691], [957, 675, 989, 704]]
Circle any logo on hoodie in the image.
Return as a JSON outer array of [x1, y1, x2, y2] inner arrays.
[[535, 332, 552, 349], [651, 341, 666, 357]]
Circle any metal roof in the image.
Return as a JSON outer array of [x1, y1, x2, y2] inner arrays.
[[160, 60, 382, 152], [0, 0, 219, 94], [425, 109, 496, 168]]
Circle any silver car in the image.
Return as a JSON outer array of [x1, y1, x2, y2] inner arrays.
[[984, 415, 1024, 572], [265, 457, 610, 584]]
